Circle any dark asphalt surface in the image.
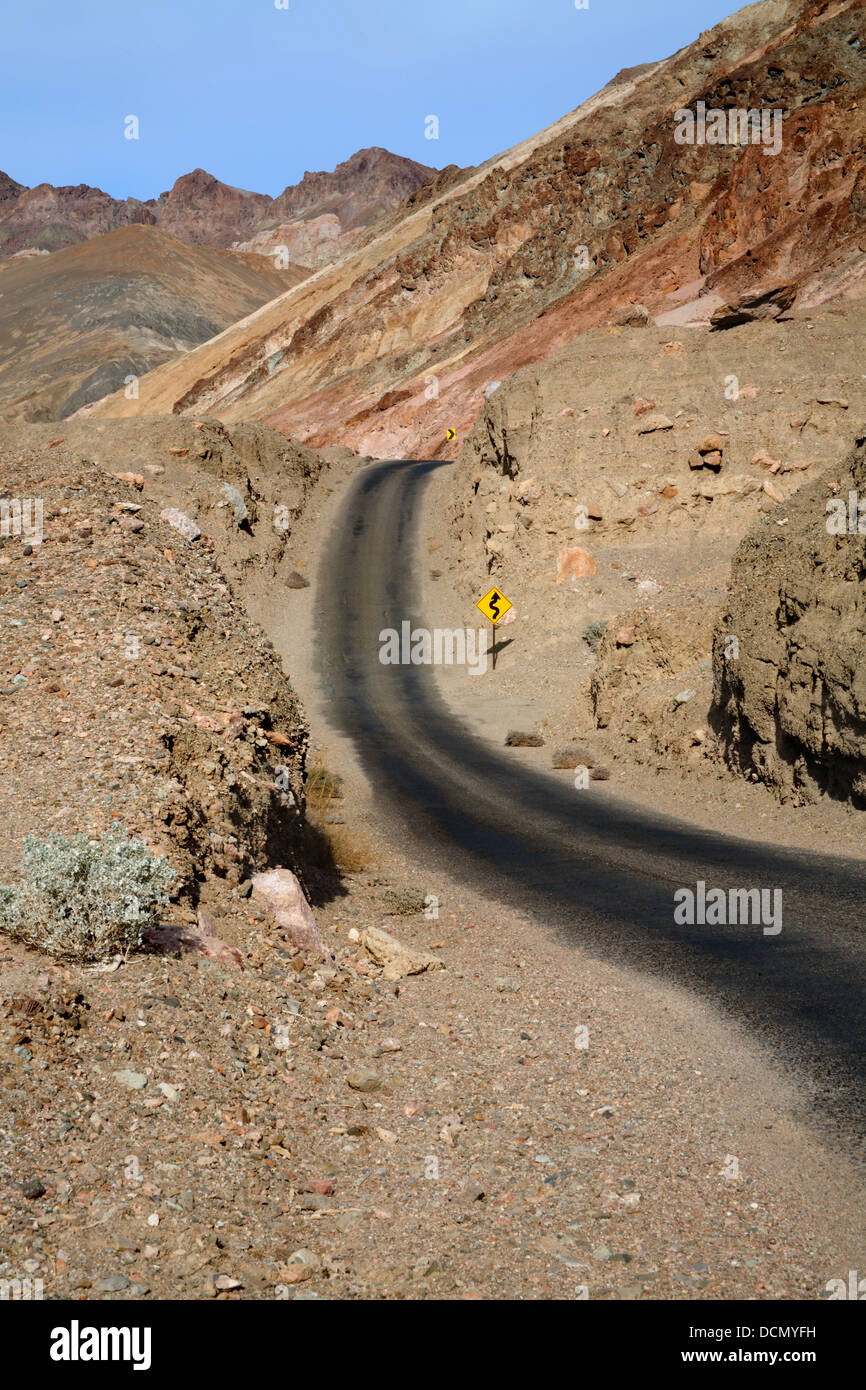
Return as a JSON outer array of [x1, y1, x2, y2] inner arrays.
[[315, 458, 866, 1146]]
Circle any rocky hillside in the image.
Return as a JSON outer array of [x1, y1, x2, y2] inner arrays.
[[712, 427, 866, 807], [0, 226, 304, 423], [0, 148, 436, 267], [414, 292, 866, 830], [83, 0, 866, 458], [0, 425, 315, 899]]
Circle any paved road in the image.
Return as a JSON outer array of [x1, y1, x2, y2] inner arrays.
[[315, 458, 866, 1143]]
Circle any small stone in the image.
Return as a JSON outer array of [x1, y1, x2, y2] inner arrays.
[[96, 1275, 131, 1292], [752, 450, 781, 471], [221, 483, 249, 526], [673, 689, 696, 708], [286, 571, 310, 589], [611, 303, 652, 328], [114, 1070, 147, 1090], [635, 413, 673, 434], [359, 925, 443, 981], [159, 508, 200, 542], [306, 1179, 335, 1196], [698, 433, 725, 454], [557, 546, 597, 582], [214, 1274, 242, 1291], [589, 765, 611, 781], [22, 1176, 46, 1200], [346, 1069, 384, 1093], [284, 1249, 320, 1284]]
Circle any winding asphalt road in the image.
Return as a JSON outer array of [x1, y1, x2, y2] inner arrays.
[[315, 458, 866, 1143]]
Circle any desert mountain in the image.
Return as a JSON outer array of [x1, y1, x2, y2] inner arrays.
[[0, 224, 304, 422], [0, 147, 436, 266], [82, 0, 865, 457]]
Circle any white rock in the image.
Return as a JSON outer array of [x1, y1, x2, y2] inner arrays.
[[159, 508, 201, 542]]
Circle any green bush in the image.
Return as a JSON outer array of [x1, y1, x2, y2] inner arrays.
[[582, 620, 608, 653], [0, 830, 175, 962]]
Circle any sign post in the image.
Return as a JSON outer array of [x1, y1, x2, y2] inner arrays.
[[475, 587, 513, 672]]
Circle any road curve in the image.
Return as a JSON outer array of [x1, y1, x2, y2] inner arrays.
[[315, 458, 866, 1142]]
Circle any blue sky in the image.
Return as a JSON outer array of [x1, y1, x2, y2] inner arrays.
[[1, 0, 737, 198]]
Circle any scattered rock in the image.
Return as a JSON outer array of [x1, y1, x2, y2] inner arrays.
[[359, 925, 444, 981], [610, 303, 652, 328], [346, 1069, 384, 1093], [113, 1070, 147, 1091], [252, 868, 328, 956], [144, 924, 244, 971], [635, 413, 673, 435], [221, 483, 249, 527], [556, 546, 597, 582], [709, 283, 796, 329], [283, 1250, 321, 1284], [159, 508, 200, 542]]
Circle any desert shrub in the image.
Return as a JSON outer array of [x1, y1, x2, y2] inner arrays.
[[305, 759, 344, 816], [0, 830, 175, 962], [582, 620, 608, 653]]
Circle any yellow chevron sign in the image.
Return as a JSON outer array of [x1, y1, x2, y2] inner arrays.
[[476, 587, 512, 625]]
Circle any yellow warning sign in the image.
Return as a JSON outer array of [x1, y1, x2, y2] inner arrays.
[[446, 428, 456, 443], [476, 587, 513, 625]]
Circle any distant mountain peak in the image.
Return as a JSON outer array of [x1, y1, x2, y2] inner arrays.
[[0, 149, 441, 259]]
